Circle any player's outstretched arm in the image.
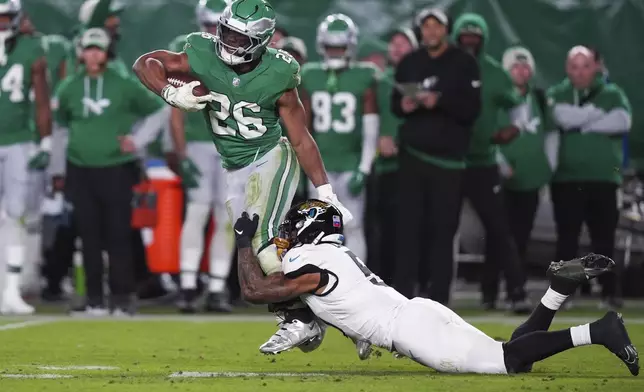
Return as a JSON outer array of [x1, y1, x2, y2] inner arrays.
[[32, 57, 52, 140], [132, 50, 191, 96], [278, 88, 329, 187], [235, 212, 323, 304]]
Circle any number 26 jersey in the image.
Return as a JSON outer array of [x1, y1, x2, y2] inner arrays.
[[282, 243, 408, 350], [183, 32, 301, 170]]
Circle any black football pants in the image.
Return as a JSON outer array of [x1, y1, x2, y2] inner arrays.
[[66, 161, 139, 307], [463, 165, 526, 303], [393, 152, 464, 304], [369, 170, 398, 285], [550, 181, 620, 297]]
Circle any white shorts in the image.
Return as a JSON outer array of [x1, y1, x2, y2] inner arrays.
[[391, 297, 508, 374]]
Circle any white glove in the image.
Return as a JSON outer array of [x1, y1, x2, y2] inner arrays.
[[162, 81, 213, 112], [317, 184, 354, 224], [41, 192, 64, 216]]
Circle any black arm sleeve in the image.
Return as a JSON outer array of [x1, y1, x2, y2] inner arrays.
[[391, 54, 412, 118], [434, 54, 482, 126]]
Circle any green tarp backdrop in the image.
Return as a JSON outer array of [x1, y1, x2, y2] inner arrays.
[[25, 0, 644, 165]]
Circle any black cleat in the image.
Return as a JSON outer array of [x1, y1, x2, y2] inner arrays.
[[595, 311, 639, 376], [204, 292, 233, 313], [547, 253, 615, 295], [177, 290, 198, 314]]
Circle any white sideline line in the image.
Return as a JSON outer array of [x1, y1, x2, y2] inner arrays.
[[0, 319, 57, 331], [37, 365, 119, 371], [0, 374, 73, 379], [169, 371, 330, 378]]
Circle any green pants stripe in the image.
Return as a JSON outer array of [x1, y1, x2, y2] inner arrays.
[[272, 144, 298, 240], [260, 142, 292, 245]]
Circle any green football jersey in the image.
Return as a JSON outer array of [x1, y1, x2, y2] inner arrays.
[[169, 34, 211, 143], [42, 34, 72, 90], [301, 62, 378, 172], [183, 32, 300, 169], [0, 34, 44, 146]]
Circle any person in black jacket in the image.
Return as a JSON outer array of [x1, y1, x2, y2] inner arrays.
[[391, 8, 481, 304]]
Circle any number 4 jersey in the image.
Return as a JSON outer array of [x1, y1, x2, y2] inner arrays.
[[282, 242, 407, 350], [301, 62, 379, 172], [184, 32, 301, 170], [0, 34, 44, 146]]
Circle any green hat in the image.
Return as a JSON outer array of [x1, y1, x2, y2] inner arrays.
[[80, 27, 110, 50]]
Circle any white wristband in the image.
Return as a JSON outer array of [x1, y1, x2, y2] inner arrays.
[[316, 183, 334, 199], [39, 135, 52, 153]]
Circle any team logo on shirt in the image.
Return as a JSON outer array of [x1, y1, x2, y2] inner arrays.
[[232, 77, 240, 87]]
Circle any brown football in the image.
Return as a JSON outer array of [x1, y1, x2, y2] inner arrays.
[[166, 72, 210, 96]]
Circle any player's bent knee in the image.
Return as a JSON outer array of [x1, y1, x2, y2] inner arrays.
[[257, 244, 282, 275]]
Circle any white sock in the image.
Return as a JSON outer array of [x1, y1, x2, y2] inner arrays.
[[5, 245, 25, 293], [208, 277, 225, 293], [540, 287, 568, 310], [570, 324, 592, 347]]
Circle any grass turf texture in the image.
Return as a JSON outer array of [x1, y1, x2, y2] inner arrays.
[[0, 317, 641, 391]]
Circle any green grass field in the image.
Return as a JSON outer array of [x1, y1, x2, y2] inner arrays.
[[0, 314, 641, 391]]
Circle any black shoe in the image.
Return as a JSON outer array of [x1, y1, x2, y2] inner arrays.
[[41, 287, 66, 303], [482, 301, 497, 311], [547, 253, 615, 295], [510, 299, 532, 315], [594, 311, 639, 376], [204, 292, 233, 313], [177, 290, 198, 314]]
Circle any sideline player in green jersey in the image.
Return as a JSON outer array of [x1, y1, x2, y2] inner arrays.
[[300, 14, 380, 263], [0, 0, 52, 315], [166, 0, 235, 314], [133, 0, 352, 354]]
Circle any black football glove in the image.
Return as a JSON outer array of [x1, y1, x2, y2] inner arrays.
[[234, 212, 259, 249]]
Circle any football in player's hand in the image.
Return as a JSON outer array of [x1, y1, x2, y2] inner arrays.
[[166, 72, 209, 96]]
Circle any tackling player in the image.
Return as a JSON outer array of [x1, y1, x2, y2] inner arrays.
[[0, 0, 52, 314], [133, 0, 351, 353], [232, 201, 639, 376], [167, 0, 235, 314], [300, 14, 379, 262]]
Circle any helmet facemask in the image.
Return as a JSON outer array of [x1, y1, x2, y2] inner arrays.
[[216, 22, 267, 65], [0, 7, 21, 66]]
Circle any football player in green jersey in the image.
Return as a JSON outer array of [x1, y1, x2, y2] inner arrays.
[[300, 14, 380, 263], [166, 0, 236, 314], [0, 0, 52, 315], [133, 0, 352, 354]]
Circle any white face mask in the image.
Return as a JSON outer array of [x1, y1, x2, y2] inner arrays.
[[218, 45, 246, 65], [324, 57, 348, 70], [0, 30, 15, 66]]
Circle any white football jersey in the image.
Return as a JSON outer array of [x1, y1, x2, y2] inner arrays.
[[282, 243, 408, 349]]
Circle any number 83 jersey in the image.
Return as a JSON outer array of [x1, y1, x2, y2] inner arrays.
[[300, 62, 378, 172], [282, 243, 408, 350], [184, 32, 301, 170]]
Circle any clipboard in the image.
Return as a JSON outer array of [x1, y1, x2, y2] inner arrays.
[[395, 83, 425, 97]]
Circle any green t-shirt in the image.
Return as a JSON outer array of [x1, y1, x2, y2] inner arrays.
[[0, 34, 44, 146], [374, 66, 400, 174], [54, 67, 164, 167], [549, 77, 631, 184], [300, 61, 379, 173], [500, 87, 553, 191], [184, 32, 300, 169], [169, 34, 211, 143]]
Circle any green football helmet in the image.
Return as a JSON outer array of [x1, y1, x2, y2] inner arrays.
[[216, 0, 276, 65], [316, 13, 358, 70], [196, 0, 227, 31], [0, 0, 22, 35]]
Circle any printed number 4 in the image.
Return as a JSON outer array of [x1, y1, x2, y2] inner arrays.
[[0, 64, 24, 103], [345, 250, 386, 287], [208, 92, 267, 139]]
